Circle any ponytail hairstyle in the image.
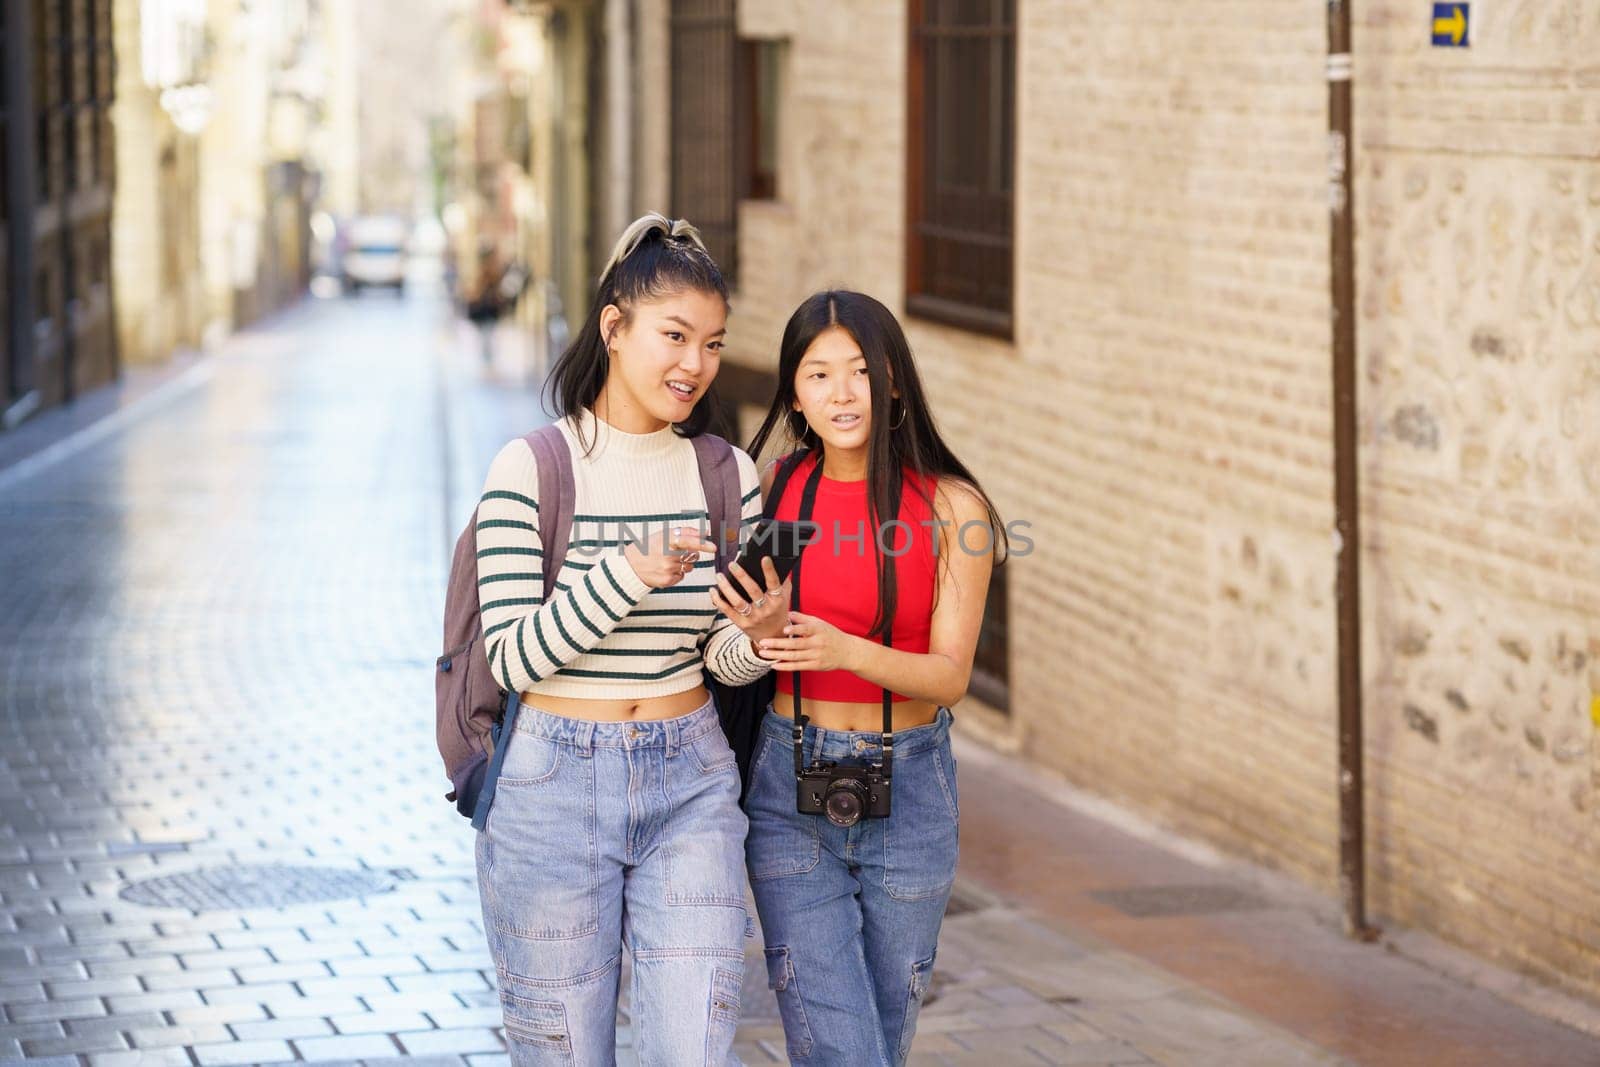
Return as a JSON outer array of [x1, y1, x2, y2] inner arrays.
[[748, 290, 1008, 639], [544, 213, 729, 451]]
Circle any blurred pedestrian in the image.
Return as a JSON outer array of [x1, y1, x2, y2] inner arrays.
[[740, 290, 1006, 1066], [471, 213, 785, 1064], [466, 242, 510, 362]]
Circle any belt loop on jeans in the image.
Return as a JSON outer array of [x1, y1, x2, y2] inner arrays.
[[665, 716, 680, 758], [575, 721, 594, 756]]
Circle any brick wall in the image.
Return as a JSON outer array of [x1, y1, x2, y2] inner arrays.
[[1352, 0, 1600, 996], [639, 0, 1600, 1000]]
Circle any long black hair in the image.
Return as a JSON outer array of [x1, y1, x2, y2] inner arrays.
[[748, 290, 1007, 639], [543, 213, 728, 450]]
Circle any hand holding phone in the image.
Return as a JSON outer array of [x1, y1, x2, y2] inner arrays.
[[731, 518, 807, 587], [713, 519, 808, 634]]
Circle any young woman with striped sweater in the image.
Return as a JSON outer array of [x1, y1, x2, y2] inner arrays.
[[471, 215, 785, 1065]]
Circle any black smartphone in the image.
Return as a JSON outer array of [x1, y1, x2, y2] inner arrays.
[[729, 518, 809, 587]]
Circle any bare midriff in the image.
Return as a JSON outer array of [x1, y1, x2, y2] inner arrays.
[[518, 685, 712, 722], [768, 695, 941, 733]]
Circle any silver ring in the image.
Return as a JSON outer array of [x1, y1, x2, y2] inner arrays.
[[736, 604, 752, 616], [766, 588, 783, 597], [753, 597, 767, 609]]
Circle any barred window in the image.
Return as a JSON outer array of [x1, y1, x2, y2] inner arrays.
[[906, 0, 1015, 338], [737, 39, 782, 202], [670, 0, 739, 284], [969, 562, 1010, 713]]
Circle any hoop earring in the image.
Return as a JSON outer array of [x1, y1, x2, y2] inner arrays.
[[891, 402, 907, 430]]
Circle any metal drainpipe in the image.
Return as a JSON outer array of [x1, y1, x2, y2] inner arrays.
[[1327, 1, 1377, 942]]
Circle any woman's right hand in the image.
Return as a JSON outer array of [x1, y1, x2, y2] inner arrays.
[[624, 526, 717, 589]]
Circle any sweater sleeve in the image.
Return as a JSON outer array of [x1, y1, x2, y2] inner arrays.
[[476, 438, 653, 693], [703, 447, 775, 686]]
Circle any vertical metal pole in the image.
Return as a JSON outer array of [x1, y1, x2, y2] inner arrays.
[[1327, 1, 1375, 941]]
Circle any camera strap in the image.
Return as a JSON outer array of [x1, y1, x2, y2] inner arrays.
[[789, 457, 827, 779], [786, 454, 896, 781]]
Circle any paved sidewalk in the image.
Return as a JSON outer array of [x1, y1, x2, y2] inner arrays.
[[0, 291, 1592, 1066]]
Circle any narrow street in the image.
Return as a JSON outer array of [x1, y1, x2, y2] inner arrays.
[[1, 290, 1595, 1066]]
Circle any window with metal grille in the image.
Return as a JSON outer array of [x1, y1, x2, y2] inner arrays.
[[670, 0, 738, 284], [737, 38, 782, 202], [969, 560, 1010, 713], [906, 0, 1015, 338]]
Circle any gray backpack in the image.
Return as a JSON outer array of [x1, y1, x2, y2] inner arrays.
[[435, 423, 741, 829]]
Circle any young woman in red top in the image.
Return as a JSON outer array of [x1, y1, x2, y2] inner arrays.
[[721, 290, 1005, 1065]]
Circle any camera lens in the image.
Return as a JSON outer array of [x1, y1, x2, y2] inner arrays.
[[823, 778, 868, 827]]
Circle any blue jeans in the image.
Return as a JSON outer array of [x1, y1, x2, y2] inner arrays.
[[745, 707, 959, 1066], [476, 696, 749, 1066]]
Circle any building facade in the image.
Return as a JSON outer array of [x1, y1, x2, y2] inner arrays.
[[2, 0, 118, 427], [443, 0, 614, 375], [578, 0, 1600, 1005], [109, 0, 206, 366], [4, 0, 331, 428]]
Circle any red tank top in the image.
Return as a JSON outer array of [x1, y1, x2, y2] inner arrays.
[[771, 452, 938, 702]]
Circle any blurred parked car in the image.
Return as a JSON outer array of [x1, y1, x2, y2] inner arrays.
[[341, 216, 409, 292]]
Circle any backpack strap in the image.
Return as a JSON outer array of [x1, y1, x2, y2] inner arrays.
[[691, 434, 741, 575], [524, 424, 575, 601]]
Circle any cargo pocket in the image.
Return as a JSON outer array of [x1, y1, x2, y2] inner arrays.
[[764, 946, 814, 1059], [896, 953, 937, 1061], [705, 965, 743, 1065], [501, 993, 575, 1065]]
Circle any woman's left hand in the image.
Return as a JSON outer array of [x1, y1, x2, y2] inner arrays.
[[756, 611, 858, 672]]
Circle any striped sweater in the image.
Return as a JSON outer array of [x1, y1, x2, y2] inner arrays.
[[474, 408, 772, 699]]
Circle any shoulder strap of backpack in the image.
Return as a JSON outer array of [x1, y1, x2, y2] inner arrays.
[[524, 424, 574, 602], [691, 442, 813, 578], [690, 434, 740, 576]]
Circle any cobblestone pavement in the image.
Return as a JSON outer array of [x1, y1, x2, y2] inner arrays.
[[4, 290, 1351, 1065]]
